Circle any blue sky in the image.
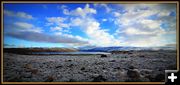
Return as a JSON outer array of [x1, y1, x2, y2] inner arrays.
[[3, 3, 177, 48]]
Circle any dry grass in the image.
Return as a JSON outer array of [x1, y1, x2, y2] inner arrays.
[[24, 63, 38, 74], [24, 63, 33, 69]]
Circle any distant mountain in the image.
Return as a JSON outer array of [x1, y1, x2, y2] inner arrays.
[[4, 48, 78, 54], [78, 46, 176, 52]]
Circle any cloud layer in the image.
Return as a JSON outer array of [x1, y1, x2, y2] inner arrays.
[[3, 3, 177, 47], [6, 31, 88, 45], [4, 10, 34, 19]]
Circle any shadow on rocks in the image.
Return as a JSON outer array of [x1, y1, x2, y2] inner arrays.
[[92, 75, 107, 82]]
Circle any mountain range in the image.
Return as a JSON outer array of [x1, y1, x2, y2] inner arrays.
[[78, 46, 176, 52]]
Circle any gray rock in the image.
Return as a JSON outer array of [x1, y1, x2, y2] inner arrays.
[[92, 75, 107, 82], [21, 72, 32, 78], [101, 54, 107, 58], [127, 69, 140, 78]]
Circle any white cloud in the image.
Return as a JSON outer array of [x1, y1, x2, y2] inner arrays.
[[113, 4, 176, 47], [70, 17, 83, 26], [113, 12, 121, 17], [6, 31, 88, 45], [57, 5, 67, 10], [14, 22, 43, 33], [70, 16, 121, 46], [62, 4, 96, 17], [4, 10, 34, 19], [94, 4, 111, 13], [102, 19, 107, 22], [64, 4, 121, 46], [46, 17, 70, 33], [14, 22, 33, 29], [123, 27, 165, 36], [46, 17, 66, 24], [50, 26, 63, 31], [54, 32, 89, 46]]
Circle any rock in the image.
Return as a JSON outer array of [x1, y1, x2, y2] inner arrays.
[[128, 66, 135, 69], [127, 69, 140, 78], [125, 78, 140, 82], [45, 76, 54, 82], [101, 54, 107, 58], [24, 64, 32, 69], [139, 55, 145, 57], [81, 67, 85, 71], [56, 65, 62, 68], [140, 69, 152, 76], [21, 72, 32, 78], [67, 64, 74, 68], [154, 74, 165, 82], [30, 69, 38, 74], [65, 59, 72, 62], [140, 77, 150, 81], [126, 77, 150, 82], [95, 62, 105, 65], [114, 67, 121, 70], [128, 52, 133, 54], [109, 60, 116, 62], [68, 60, 72, 62], [92, 75, 107, 82], [144, 75, 154, 81], [69, 79, 76, 82], [21, 78, 33, 82], [167, 64, 176, 70], [8, 75, 22, 82]]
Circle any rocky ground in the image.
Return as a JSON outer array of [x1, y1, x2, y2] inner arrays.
[[3, 50, 177, 82]]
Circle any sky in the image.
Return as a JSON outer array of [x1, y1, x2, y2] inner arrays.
[[3, 3, 177, 48]]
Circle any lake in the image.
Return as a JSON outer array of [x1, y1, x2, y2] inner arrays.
[[31, 52, 111, 55]]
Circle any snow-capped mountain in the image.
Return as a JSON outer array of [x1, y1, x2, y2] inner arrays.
[[78, 46, 176, 52]]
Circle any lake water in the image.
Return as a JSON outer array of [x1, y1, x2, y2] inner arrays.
[[31, 52, 111, 55]]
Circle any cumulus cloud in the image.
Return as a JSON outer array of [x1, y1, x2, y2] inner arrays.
[[4, 4, 176, 47], [50, 26, 63, 31], [94, 4, 111, 13], [4, 10, 34, 19], [46, 17, 66, 24], [70, 17, 120, 46], [84, 19, 120, 46], [62, 4, 96, 17], [46, 17, 70, 33], [66, 4, 121, 46], [113, 4, 176, 47]]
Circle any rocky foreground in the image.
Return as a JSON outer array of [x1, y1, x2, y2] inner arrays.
[[3, 50, 177, 82]]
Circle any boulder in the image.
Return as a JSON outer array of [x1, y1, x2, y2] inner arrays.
[[127, 69, 140, 78], [92, 75, 107, 82], [154, 74, 165, 82], [21, 72, 32, 78], [81, 67, 85, 71], [128, 66, 135, 69], [45, 76, 54, 82], [139, 55, 145, 57], [100, 54, 107, 58], [109, 60, 116, 62]]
